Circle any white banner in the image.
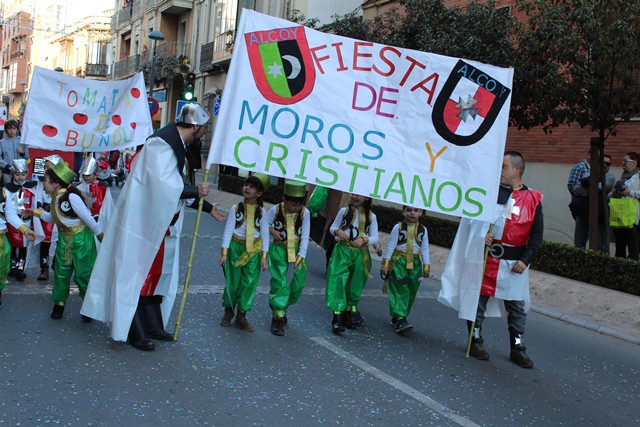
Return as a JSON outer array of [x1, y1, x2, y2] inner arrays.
[[208, 10, 513, 221], [22, 67, 153, 152], [0, 106, 6, 130]]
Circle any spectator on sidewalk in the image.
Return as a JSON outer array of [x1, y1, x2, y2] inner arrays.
[[610, 152, 640, 260], [568, 152, 591, 248], [575, 153, 616, 253]]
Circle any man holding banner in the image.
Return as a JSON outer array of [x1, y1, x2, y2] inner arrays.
[[81, 102, 224, 351], [439, 151, 543, 368]]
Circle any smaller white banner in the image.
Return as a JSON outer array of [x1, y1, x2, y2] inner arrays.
[[22, 67, 153, 152]]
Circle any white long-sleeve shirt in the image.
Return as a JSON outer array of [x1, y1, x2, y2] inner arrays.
[[1, 191, 28, 232], [329, 206, 379, 246], [38, 192, 101, 236], [383, 222, 430, 265], [221, 203, 270, 251], [264, 204, 311, 259]]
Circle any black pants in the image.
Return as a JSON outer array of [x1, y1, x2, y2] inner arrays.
[[613, 225, 639, 260]]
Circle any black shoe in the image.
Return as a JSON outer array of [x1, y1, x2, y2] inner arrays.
[[351, 310, 363, 325], [342, 311, 356, 329], [332, 314, 344, 334], [15, 270, 26, 281], [8, 268, 16, 277], [142, 298, 174, 341], [129, 305, 155, 351], [271, 317, 285, 336], [469, 338, 490, 360], [51, 304, 64, 319], [81, 315, 93, 323], [131, 338, 155, 351], [510, 345, 534, 368], [394, 318, 413, 334], [148, 330, 174, 341]]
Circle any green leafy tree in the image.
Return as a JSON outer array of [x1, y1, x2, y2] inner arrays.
[[325, 0, 517, 67], [513, 0, 640, 250]]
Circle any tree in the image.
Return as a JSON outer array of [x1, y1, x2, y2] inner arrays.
[[513, 0, 640, 251], [325, 0, 517, 68]]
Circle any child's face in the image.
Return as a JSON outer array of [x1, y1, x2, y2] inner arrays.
[[43, 175, 57, 195], [350, 194, 368, 207], [403, 206, 423, 223], [12, 171, 28, 184], [5, 126, 17, 138], [243, 182, 263, 201], [283, 199, 303, 214], [83, 173, 98, 183]]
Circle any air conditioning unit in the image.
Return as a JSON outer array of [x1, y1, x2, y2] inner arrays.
[[18, 42, 26, 51]]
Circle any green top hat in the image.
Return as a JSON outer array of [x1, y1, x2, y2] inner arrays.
[[284, 180, 307, 198], [246, 173, 271, 192], [51, 161, 76, 186]]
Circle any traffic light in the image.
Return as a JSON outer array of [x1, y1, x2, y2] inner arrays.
[[182, 72, 196, 101]]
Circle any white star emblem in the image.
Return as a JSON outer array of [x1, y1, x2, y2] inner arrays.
[[267, 62, 283, 78], [504, 197, 520, 219]]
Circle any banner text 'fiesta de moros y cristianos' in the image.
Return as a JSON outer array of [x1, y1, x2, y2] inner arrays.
[[208, 10, 513, 221], [22, 67, 153, 153]]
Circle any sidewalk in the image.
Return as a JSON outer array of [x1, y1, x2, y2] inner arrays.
[[205, 187, 640, 345]]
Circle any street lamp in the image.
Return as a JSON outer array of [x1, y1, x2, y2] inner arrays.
[[148, 30, 165, 99]]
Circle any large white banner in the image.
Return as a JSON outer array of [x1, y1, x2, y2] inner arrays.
[[208, 10, 513, 221], [22, 67, 153, 152]]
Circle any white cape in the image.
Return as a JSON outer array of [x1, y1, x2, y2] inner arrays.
[[81, 138, 184, 341], [438, 203, 531, 321]]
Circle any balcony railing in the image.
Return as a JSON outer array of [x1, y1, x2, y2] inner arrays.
[[199, 42, 213, 72], [10, 49, 25, 60], [86, 63, 109, 77], [112, 54, 140, 80], [199, 33, 232, 72], [212, 32, 232, 62], [131, 0, 142, 18]]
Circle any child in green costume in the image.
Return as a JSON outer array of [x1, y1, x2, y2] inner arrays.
[[265, 180, 310, 336], [325, 193, 378, 334], [219, 173, 270, 332], [380, 206, 430, 334]]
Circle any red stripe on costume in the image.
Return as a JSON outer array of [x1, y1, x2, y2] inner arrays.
[[481, 256, 499, 297], [140, 238, 166, 296]]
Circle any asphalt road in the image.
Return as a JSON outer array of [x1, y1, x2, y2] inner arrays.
[[1, 186, 639, 426]]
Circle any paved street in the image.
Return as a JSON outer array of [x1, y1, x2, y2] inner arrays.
[[1, 186, 639, 426]]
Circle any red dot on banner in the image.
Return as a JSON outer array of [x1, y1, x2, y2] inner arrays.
[[130, 122, 136, 129], [131, 88, 141, 98], [111, 115, 122, 125], [73, 113, 88, 125], [42, 125, 58, 137]]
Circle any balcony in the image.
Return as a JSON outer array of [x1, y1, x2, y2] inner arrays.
[[199, 33, 232, 73], [158, 0, 192, 15], [112, 54, 140, 80], [86, 63, 109, 77], [131, 0, 142, 18], [10, 49, 25, 60]]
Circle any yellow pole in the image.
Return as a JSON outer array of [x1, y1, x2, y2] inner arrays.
[[173, 166, 211, 341], [466, 224, 494, 357]]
